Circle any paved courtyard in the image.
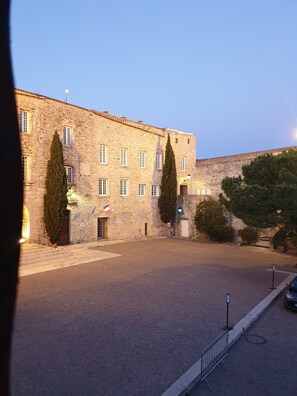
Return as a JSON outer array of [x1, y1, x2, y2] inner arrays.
[[11, 239, 297, 395]]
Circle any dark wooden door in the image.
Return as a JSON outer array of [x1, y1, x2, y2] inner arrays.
[[57, 210, 70, 245]]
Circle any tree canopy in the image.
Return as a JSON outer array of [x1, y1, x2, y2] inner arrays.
[[220, 150, 297, 233], [158, 134, 177, 224], [44, 131, 68, 244]]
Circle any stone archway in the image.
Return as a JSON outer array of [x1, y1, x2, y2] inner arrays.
[[21, 204, 30, 241]]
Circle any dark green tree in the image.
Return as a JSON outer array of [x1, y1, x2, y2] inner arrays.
[[44, 131, 68, 244], [158, 134, 177, 224], [194, 198, 233, 242], [220, 150, 297, 238]]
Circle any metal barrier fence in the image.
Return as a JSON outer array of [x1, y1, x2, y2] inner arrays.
[[200, 330, 229, 389]]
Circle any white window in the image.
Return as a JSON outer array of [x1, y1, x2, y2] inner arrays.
[[99, 145, 107, 164], [181, 156, 187, 171], [19, 110, 29, 133], [63, 127, 72, 146], [156, 153, 162, 170], [197, 188, 211, 196], [99, 179, 108, 195], [65, 166, 74, 184], [22, 156, 30, 182], [139, 151, 146, 168], [120, 147, 128, 166], [151, 185, 159, 196], [120, 179, 128, 196], [138, 184, 146, 196]]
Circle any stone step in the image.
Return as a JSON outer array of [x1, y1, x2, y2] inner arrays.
[[20, 243, 72, 265]]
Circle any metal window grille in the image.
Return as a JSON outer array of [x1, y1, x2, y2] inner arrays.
[[63, 127, 72, 145], [97, 218, 106, 239], [156, 153, 162, 170], [120, 179, 128, 196], [99, 179, 107, 195], [181, 156, 187, 171], [138, 184, 146, 196], [139, 151, 146, 168], [151, 185, 159, 196], [65, 166, 74, 184], [120, 148, 128, 166], [99, 145, 107, 164], [19, 110, 28, 132]]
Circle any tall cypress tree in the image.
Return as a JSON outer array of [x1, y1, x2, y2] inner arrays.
[[158, 134, 177, 224], [44, 131, 68, 244]]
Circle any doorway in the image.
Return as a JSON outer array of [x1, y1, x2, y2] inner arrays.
[[181, 219, 189, 238], [180, 184, 188, 196], [57, 210, 70, 245], [97, 217, 108, 239], [21, 204, 30, 241]]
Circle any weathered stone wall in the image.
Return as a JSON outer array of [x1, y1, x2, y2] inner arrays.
[[181, 147, 297, 237], [16, 89, 196, 244], [17, 88, 296, 244]]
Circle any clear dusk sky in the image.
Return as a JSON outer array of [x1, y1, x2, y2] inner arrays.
[[10, 0, 297, 158]]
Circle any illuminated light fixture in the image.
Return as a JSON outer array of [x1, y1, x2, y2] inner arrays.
[[183, 174, 191, 183], [19, 238, 26, 244]]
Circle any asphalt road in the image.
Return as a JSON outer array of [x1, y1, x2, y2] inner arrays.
[[11, 239, 297, 396], [192, 296, 297, 396]]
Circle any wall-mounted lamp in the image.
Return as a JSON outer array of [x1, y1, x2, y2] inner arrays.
[[183, 174, 191, 183]]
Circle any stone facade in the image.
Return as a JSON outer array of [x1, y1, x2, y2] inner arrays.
[[16, 89, 196, 244], [180, 147, 297, 237], [17, 88, 297, 244]]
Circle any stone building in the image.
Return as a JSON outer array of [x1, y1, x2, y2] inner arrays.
[[17, 88, 296, 244], [179, 147, 297, 238], [16, 89, 196, 244]]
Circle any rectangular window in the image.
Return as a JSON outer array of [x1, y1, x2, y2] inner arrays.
[[156, 153, 162, 170], [65, 166, 74, 184], [139, 151, 146, 168], [19, 110, 29, 133], [63, 127, 72, 146], [197, 188, 211, 196], [22, 156, 30, 182], [181, 156, 187, 171], [151, 185, 159, 196], [120, 147, 128, 166], [99, 145, 107, 164], [138, 184, 146, 196], [99, 178, 108, 195], [120, 179, 128, 196]]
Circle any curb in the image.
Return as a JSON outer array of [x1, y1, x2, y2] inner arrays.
[[162, 273, 296, 396]]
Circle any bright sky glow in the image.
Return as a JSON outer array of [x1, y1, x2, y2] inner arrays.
[[10, 0, 297, 158]]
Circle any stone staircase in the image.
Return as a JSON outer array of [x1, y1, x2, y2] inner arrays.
[[19, 241, 121, 277], [20, 243, 72, 266]]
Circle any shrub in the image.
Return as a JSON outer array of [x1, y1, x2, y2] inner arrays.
[[208, 224, 234, 243], [194, 199, 234, 243], [238, 227, 258, 245], [272, 228, 287, 251]]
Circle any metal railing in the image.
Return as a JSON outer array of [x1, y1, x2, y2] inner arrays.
[[200, 330, 229, 389]]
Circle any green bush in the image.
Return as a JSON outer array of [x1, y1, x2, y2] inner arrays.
[[272, 228, 287, 251], [194, 199, 234, 243], [238, 227, 258, 245], [208, 224, 234, 243]]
